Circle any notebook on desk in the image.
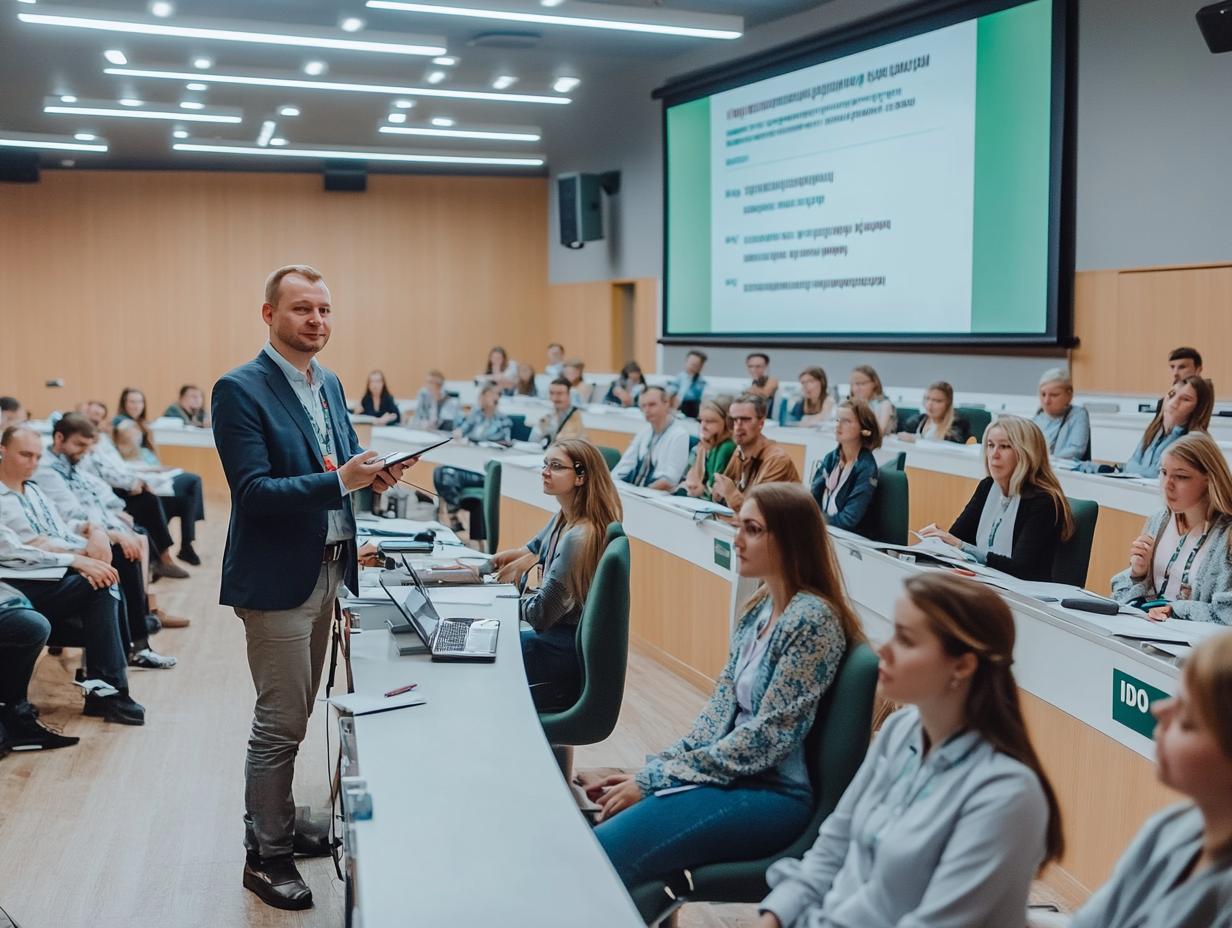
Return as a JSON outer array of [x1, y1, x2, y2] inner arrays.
[[378, 564, 498, 662]]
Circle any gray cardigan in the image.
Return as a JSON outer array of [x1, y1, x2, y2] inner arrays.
[[519, 516, 588, 633], [1070, 803, 1232, 928], [760, 706, 1048, 928], [1110, 511, 1232, 625]]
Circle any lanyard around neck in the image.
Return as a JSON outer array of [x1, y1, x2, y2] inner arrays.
[[1160, 519, 1211, 595]]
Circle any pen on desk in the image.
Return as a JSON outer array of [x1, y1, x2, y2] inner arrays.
[[384, 683, 418, 698]]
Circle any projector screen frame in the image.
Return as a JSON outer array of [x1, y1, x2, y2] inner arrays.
[[653, 0, 1077, 350]]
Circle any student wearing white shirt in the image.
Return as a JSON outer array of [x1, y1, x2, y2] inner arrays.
[[612, 387, 691, 491], [848, 365, 896, 435], [544, 342, 566, 380], [479, 345, 518, 394], [1112, 432, 1232, 625]]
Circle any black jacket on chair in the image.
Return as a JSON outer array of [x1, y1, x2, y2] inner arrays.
[[949, 477, 1064, 581]]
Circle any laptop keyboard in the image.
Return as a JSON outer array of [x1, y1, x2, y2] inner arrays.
[[435, 621, 471, 652]]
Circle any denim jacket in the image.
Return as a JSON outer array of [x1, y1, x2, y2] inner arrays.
[[636, 591, 847, 793], [810, 448, 879, 532]]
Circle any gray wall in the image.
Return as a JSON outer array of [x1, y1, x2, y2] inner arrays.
[[544, 0, 1232, 389]]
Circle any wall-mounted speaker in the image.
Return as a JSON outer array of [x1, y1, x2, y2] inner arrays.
[[557, 172, 603, 249], [323, 162, 367, 192], [0, 151, 39, 183], [1197, 1, 1232, 52]]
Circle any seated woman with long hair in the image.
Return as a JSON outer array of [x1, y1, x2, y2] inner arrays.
[[490, 439, 622, 709], [784, 367, 835, 426], [900, 381, 970, 444], [588, 483, 864, 890], [811, 399, 880, 531], [920, 415, 1073, 581], [1112, 432, 1232, 625], [1079, 375, 1213, 478], [349, 369, 400, 425], [848, 365, 896, 435], [759, 572, 1063, 928], [679, 396, 736, 500]]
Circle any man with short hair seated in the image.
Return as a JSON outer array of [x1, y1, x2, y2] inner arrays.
[[710, 392, 800, 512], [0, 582, 79, 752], [163, 384, 209, 427], [612, 386, 691, 491], [531, 377, 586, 446], [0, 396, 25, 429]]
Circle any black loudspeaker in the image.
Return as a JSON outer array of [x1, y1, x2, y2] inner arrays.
[[0, 151, 39, 183], [557, 172, 603, 248], [1197, 1, 1232, 52], [323, 162, 367, 192]]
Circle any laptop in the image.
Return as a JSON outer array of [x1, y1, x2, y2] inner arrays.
[[378, 563, 499, 663]]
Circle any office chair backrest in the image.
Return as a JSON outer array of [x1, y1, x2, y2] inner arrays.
[[1053, 497, 1098, 587], [854, 463, 909, 545], [482, 459, 501, 554]]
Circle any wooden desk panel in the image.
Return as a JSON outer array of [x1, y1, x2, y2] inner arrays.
[[158, 445, 229, 501], [587, 428, 634, 455]]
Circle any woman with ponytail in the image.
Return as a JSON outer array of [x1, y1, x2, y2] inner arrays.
[[758, 572, 1062, 928], [1065, 630, 1232, 928]]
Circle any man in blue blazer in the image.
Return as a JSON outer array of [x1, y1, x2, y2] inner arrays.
[[212, 264, 409, 910]]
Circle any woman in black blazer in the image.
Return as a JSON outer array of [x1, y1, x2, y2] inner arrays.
[[919, 415, 1074, 581]]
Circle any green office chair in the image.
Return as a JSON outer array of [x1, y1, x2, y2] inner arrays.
[[507, 414, 532, 442], [631, 643, 881, 924], [957, 406, 993, 443], [894, 451, 907, 471], [539, 535, 631, 748], [853, 462, 909, 545], [1052, 497, 1099, 587], [457, 459, 501, 553], [896, 405, 920, 429], [597, 445, 622, 472], [604, 521, 626, 545]]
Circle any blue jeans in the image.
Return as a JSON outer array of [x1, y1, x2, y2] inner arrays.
[[0, 606, 51, 705], [10, 575, 130, 689], [595, 782, 811, 889], [520, 624, 581, 710]]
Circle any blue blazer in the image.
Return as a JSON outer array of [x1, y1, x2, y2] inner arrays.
[[810, 447, 879, 531], [212, 351, 363, 610]]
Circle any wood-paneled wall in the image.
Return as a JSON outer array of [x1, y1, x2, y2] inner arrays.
[[0, 171, 548, 417], [544, 277, 659, 377]]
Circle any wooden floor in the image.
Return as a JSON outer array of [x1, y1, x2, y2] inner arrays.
[[0, 499, 1071, 927]]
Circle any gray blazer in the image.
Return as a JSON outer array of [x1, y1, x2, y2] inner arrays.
[[1070, 803, 1232, 928], [1110, 511, 1232, 625]]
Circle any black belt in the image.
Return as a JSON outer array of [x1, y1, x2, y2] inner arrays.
[[322, 541, 347, 563]]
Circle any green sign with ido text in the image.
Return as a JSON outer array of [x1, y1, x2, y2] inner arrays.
[[1112, 670, 1169, 739], [713, 539, 732, 570]]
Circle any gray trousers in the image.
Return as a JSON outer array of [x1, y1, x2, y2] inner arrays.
[[236, 559, 344, 860]]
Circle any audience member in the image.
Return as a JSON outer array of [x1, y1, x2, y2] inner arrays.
[[480, 345, 518, 394], [1119, 376, 1215, 478], [604, 362, 646, 408], [849, 365, 897, 434], [784, 367, 834, 426], [490, 439, 621, 709], [1033, 368, 1091, 461], [163, 384, 209, 427], [112, 406, 206, 566], [920, 416, 1074, 581], [432, 384, 513, 530], [545, 342, 566, 379], [0, 583, 78, 750], [589, 483, 862, 887], [1, 424, 176, 669], [514, 362, 539, 398], [746, 352, 779, 406], [1065, 630, 1232, 928], [348, 370, 400, 424], [1168, 346, 1204, 384], [1111, 433, 1232, 625], [901, 381, 970, 443], [0, 397, 25, 429], [811, 399, 881, 531], [612, 386, 691, 491], [531, 378, 585, 446], [408, 369, 460, 431], [711, 393, 800, 512], [667, 350, 708, 419], [76, 400, 189, 580], [758, 572, 1062, 928], [680, 396, 736, 500], [562, 359, 594, 406]]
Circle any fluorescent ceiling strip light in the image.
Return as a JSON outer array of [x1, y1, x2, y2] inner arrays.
[[380, 125, 540, 141], [0, 132, 109, 153], [105, 66, 571, 105], [365, 0, 742, 40], [45, 100, 242, 123], [19, 9, 447, 56], [173, 140, 544, 166]]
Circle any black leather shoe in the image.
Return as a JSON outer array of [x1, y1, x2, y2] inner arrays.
[[293, 807, 339, 857], [3, 702, 80, 750], [177, 545, 201, 566], [82, 693, 145, 726], [242, 855, 313, 911]]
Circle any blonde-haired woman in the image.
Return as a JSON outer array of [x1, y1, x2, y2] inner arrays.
[[1112, 432, 1232, 625], [1033, 368, 1091, 461], [901, 381, 970, 444], [785, 367, 834, 426], [1063, 630, 1232, 927], [491, 438, 622, 708], [920, 415, 1074, 581], [849, 365, 896, 434], [680, 396, 736, 500]]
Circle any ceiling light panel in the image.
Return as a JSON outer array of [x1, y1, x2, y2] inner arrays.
[[380, 123, 540, 142], [172, 140, 545, 167], [552, 76, 579, 93], [0, 129, 109, 152], [365, 0, 742, 40], [44, 97, 243, 123], [104, 49, 128, 65], [105, 66, 573, 105], [19, 8, 447, 56], [491, 75, 517, 90]]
